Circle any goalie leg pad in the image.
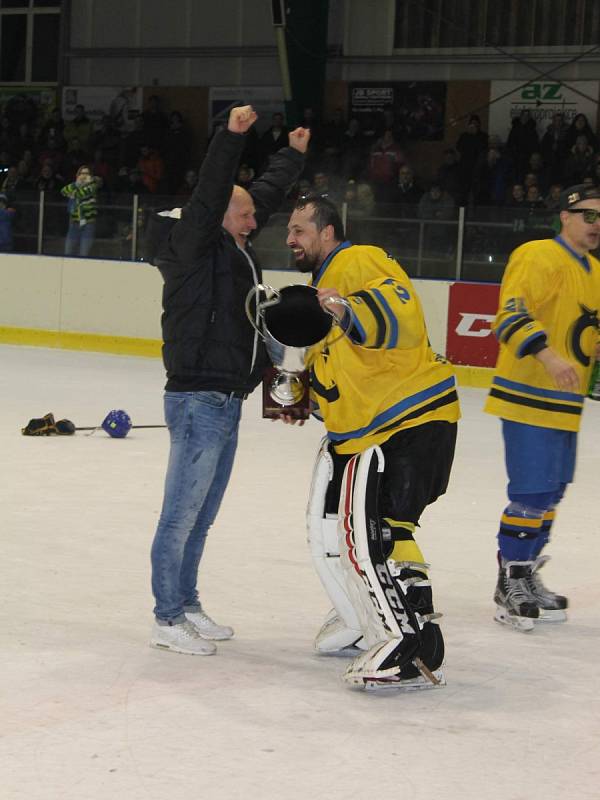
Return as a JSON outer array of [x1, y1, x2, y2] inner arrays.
[[338, 446, 420, 647], [343, 622, 445, 690], [307, 438, 364, 651]]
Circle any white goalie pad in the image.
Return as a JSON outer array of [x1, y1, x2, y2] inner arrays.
[[306, 438, 364, 652], [338, 446, 416, 651]]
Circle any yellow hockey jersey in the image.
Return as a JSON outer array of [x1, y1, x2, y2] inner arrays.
[[484, 236, 600, 431], [309, 242, 460, 454]]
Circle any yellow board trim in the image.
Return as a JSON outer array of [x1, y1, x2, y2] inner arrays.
[[0, 327, 495, 386], [0, 326, 162, 358]]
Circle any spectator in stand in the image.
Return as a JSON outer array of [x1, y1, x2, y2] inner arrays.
[[90, 148, 113, 192], [418, 182, 456, 220], [37, 134, 65, 175], [141, 95, 169, 153], [175, 168, 198, 199], [540, 112, 569, 184], [564, 135, 596, 186], [114, 166, 148, 196], [455, 114, 489, 204], [367, 129, 405, 201], [137, 145, 164, 193], [35, 161, 63, 196], [524, 184, 546, 211], [418, 182, 456, 252], [436, 147, 462, 204], [90, 114, 122, 168], [523, 172, 540, 193], [38, 107, 65, 150], [340, 117, 366, 180], [508, 109, 539, 168], [565, 112, 598, 153], [15, 159, 33, 193], [545, 183, 563, 211], [507, 109, 539, 181], [259, 112, 289, 169], [508, 183, 526, 209], [64, 104, 93, 155], [121, 113, 147, 168], [472, 146, 512, 206], [0, 116, 15, 154], [62, 137, 89, 183], [61, 164, 100, 257], [526, 152, 550, 194], [163, 111, 192, 194], [1, 166, 24, 202], [389, 164, 423, 212], [235, 164, 254, 191], [14, 122, 36, 161], [0, 193, 16, 252]]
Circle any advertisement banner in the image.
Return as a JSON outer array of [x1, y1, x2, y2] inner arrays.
[[62, 86, 143, 132], [488, 80, 599, 141], [0, 87, 57, 126], [446, 282, 500, 367], [349, 82, 446, 140]]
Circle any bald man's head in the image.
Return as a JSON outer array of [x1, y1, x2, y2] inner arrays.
[[223, 185, 257, 248]]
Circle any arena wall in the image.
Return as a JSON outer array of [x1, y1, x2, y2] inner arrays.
[[0, 254, 489, 386]]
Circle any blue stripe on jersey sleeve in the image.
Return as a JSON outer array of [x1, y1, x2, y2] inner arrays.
[[371, 288, 398, 348]]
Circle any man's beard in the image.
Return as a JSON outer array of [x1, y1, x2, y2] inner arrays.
[[296, 261, 315, 273]]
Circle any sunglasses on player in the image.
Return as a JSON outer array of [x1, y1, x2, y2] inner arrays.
[[566, 208, 600, 223]]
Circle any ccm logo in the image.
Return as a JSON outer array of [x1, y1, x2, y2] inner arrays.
[[455, 312, 495, 337]]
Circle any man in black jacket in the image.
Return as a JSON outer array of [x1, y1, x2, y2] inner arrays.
[[150, 105, 308, 655]]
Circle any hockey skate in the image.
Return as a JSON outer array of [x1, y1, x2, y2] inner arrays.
[[494, 558, 539, 632], [527, 556, 568, 623]]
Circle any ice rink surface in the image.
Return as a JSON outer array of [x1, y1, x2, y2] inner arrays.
[[1, 344, 599, 800]]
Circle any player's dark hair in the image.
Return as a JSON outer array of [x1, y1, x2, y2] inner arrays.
[[295, 194, 345, 241]]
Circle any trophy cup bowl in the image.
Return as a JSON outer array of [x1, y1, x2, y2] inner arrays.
[[245, 283, 351, 410]]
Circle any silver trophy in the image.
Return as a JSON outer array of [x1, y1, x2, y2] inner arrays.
[[245, 283, 353, 407]]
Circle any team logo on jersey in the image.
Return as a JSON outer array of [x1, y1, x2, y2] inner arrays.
[[569, 304, 599, 366]]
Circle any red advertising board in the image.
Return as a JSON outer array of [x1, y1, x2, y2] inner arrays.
[[446, 282, 500, 367]]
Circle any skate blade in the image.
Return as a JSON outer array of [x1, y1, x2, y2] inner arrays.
[[494, 606, 535, 632], [361, 670, 446, 692], [535, 609, 568, 623]]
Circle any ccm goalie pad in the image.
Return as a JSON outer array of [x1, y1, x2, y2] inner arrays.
[[337, 446, 445, 690], [306, 438, 366, 653]]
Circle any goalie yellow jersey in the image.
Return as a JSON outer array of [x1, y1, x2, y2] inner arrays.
[[484, 236, 600, 432], [309, 242, 460, 455]]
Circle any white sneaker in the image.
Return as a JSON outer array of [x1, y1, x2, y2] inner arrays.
[[185, 610, 234, 640], [150, 620, 217, 655]]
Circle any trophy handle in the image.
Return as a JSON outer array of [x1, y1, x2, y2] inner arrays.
[[322, 296, 356, 346], [245, 284, 281, 337]]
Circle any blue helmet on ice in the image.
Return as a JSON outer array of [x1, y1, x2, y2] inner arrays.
[[101, 409, 132, 438]]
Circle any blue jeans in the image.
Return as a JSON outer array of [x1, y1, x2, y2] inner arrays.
[[65, 220, 96, 257], [151, 391, 242, 623]]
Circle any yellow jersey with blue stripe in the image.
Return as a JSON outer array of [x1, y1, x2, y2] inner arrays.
[[309, 242, 460, 455], [484, 236, 600, 431]]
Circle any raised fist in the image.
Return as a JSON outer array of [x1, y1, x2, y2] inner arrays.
[[228, 105, 258, 134], [288, 127, 311, 154]]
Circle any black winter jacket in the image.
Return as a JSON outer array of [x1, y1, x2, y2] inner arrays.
[[155, 128, 304, 392]]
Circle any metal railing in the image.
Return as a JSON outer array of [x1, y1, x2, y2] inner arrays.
[[5, 192, 562, 282]]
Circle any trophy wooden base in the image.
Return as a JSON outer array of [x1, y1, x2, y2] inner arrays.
[[261, 367, 310, 420]]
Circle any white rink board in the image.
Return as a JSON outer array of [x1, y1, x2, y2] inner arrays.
[[0, 254, 451, 353]]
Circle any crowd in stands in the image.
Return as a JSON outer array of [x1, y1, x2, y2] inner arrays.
[[0, 91, 598, 256]]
